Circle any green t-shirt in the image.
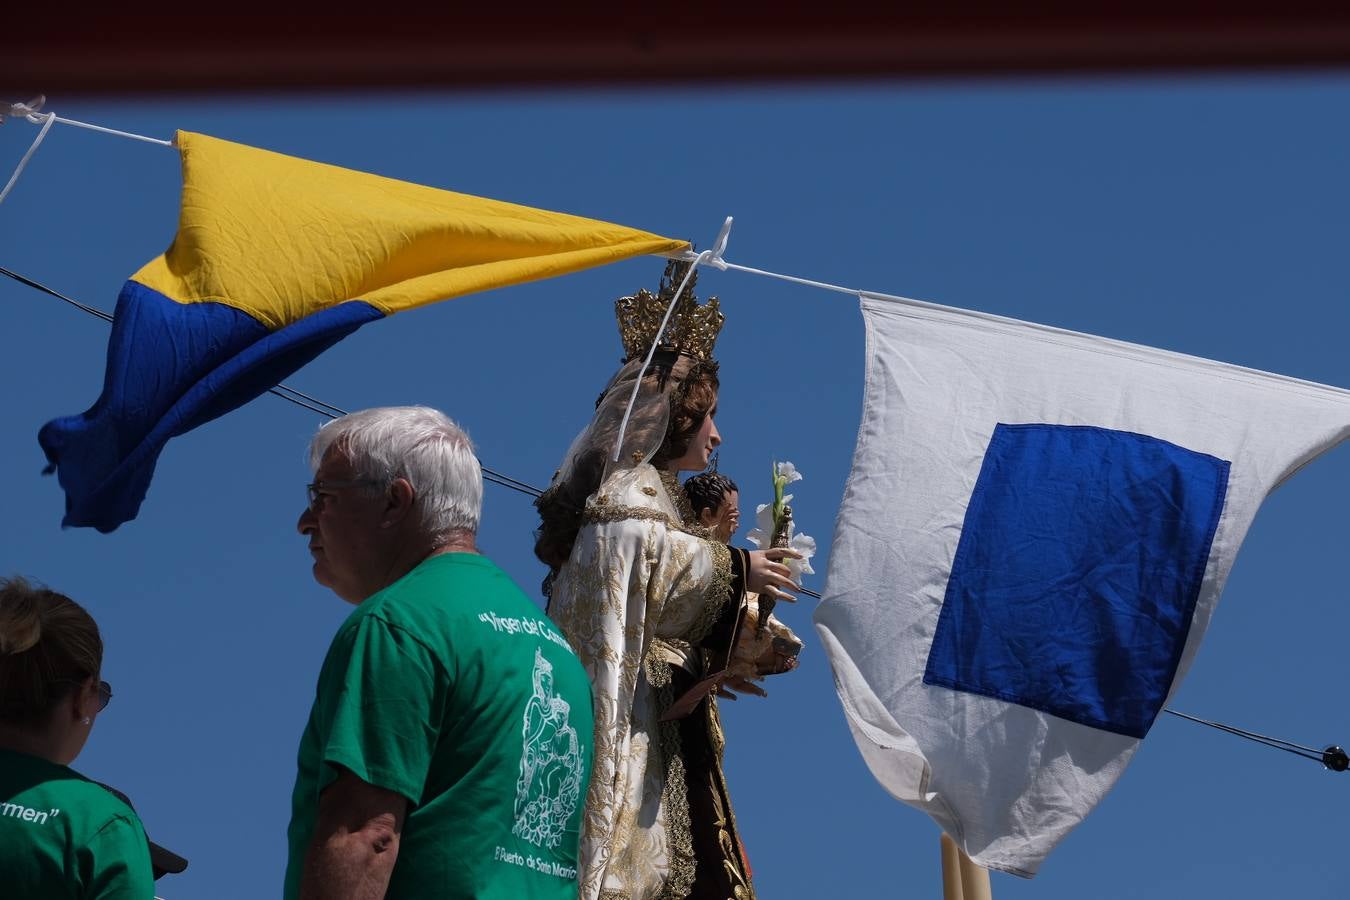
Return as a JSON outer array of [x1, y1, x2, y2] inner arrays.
[[285, 553, 594, 900], [0, 748, 154, 899]]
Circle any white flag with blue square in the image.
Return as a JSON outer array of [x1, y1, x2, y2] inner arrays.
[[815, 292, 1350, 877]]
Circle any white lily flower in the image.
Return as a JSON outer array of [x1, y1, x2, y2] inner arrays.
[[746, 502, 774, 549], [785, 530, 817, 581], [746, 460, 817, 588], [745, 502, 817, 581]]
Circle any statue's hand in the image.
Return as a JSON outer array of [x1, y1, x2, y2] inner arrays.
[[716, 675, 768, 700], [747, 548, 802, 602]]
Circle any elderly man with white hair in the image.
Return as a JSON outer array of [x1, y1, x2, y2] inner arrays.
[[284, 406, 593, 900]]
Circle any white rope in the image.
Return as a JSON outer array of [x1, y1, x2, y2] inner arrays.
[[669, 243, 927, 311], [667, 238, 872, 299], [611, 217, 735, 462], [719, 260, 864, 297], [1, 96, 173, 208], [36, 115, 173, 148], [2, 97, 45, 122], [0, 103, 55, 206], [2, 96, 173, 147]]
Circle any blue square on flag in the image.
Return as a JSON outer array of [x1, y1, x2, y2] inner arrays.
[[923, 423, 1230, 738]]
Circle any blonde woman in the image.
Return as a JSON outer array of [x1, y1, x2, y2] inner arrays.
[[0, 576, 153, 898]]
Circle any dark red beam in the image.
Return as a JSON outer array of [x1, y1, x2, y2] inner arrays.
[[10, 12, 1350, 97]]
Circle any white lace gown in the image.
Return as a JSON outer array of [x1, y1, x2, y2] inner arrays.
[[548, 464, 735, 900]]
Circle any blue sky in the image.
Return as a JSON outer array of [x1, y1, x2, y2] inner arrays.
[[2, 75, 1348, 898]]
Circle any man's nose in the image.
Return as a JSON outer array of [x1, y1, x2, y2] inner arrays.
[[297, 505, 316, 536]]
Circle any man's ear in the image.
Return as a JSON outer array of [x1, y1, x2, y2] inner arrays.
[[382, 478, 416, 527], [72, 677, 99, 722], [698, 506, 719, 528]]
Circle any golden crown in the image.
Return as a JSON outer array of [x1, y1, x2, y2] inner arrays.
[[616, 259, 724, 363]]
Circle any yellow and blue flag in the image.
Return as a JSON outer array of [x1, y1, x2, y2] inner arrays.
[[40, 131, 687, 531]]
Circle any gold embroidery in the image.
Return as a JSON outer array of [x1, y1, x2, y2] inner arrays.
[[706, 699, 755, 899], [708, 688, 727, 758], [689, 539, 734, 645], [662, 637, 693, 658], [657, 468, 698, 526], [652, 659, 697, 900], [584, 503, 679, 531], [644, 650, 673, 688], [548, 528, 635, 900], [582, 502, 715, 546], [548, 464, 743, 900]]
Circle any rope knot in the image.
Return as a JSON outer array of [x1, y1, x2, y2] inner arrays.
[[2, 95, 47, 125]]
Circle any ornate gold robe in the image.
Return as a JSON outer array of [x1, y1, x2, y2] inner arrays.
[[548, 464, 752, 900]]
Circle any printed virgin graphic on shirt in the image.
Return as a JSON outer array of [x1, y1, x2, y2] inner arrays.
[[512, 648, 585, 850]]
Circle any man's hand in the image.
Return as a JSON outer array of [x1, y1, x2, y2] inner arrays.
[[300, 767, 408, 900]]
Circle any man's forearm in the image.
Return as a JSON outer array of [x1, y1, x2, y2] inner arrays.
[[300, 823, 400, 900]]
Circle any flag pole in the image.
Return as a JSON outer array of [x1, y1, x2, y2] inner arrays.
[[941, 832, 993, 900], [957, 844, 992, 900], [940, 833, 964, 900]]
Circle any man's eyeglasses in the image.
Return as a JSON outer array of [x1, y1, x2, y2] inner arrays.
[[62, 678, 113, 712], [306, 479, 381, 511]]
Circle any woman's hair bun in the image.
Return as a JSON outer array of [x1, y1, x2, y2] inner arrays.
[[0, 578, 43, 655]]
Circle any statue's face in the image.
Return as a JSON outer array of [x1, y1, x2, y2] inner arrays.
[[711, 490, 740, 543], [671, 397, 722, 473], [696, 412, 722, 471]]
